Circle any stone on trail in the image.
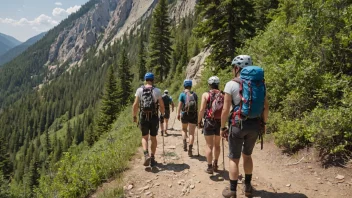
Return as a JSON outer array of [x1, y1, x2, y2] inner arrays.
[[335, 174, 345, 180], [127, 184, 134, 190], [155, 183, 160, 186], [190, 185, 195, 189], [168, 184, 172, 188], [145, 191, 151, 195], [167, 146, 176, 149], [137, 185, 149, 191], [286, 184, 291, 187]]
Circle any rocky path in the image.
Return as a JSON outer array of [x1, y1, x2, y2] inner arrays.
[[92, 111, 352, 198]]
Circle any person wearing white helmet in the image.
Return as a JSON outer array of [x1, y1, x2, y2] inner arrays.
[[221, 55, 269, 198], [160, 90, 175, 136], [197, 76, 224, 174]]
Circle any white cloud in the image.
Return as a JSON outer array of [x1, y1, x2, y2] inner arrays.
[[0, 14, 58, 27], [52, 5, 81, 17], [55, 2, 63, 6]]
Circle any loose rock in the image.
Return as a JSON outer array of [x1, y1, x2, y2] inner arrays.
[[127, 184, 134, 190], [190, 185, 195, 189], [335, 175, 345, 180], [286, 184, 291, 187]]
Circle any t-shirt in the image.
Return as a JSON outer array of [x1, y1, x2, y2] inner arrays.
[[162, 94, 173, 109], [179, 90, 198, 112], [135, 85, 162, 103], [224, 80, 241, 107]]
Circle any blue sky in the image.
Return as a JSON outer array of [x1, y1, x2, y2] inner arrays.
[[0, 0, 89, 41]]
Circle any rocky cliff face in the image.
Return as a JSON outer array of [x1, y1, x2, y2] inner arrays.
[[185, 48, 211, 86], [48, 0, 197, 67]]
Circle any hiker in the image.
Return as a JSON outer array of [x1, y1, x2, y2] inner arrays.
[[160, 90, 175, 136], [177, 79, 198, 157], [221, 55, 269, 198], [132, 72, 165, 167], [197, 76, 224, 174]]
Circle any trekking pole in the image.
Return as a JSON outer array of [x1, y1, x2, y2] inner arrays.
[[197, 128, 200, 157], [222, 138, 225, 171]]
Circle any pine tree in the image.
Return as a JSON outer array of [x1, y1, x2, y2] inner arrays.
[[194, 0, 256, 68], [149, 0, 173, 81], [96, 65, 120, 135], [65, 122, 73, 150], [118, 48, 133, 105], [138, 32, 147, 81]]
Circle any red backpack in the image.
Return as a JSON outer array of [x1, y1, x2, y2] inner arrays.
[[205, 90, 224, 120]]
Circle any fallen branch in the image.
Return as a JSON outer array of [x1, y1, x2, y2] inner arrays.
[[285, 155, 307, 166]]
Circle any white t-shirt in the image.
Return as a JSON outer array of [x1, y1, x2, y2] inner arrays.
[[224, 80, 241, 107], [135, 85, 162, 103]]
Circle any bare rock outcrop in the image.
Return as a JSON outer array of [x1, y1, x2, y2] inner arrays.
[[185, 48, 211, 86]]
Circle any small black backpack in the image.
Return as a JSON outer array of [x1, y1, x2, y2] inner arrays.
[[140, 86, 156, 114]]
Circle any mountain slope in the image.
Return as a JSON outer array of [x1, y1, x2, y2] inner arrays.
[[0, 32, 46, 66], [0, 32, 22, 56]]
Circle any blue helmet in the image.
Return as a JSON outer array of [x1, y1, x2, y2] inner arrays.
[[144, 72, 154, 81], [183, 79, 192, 87]]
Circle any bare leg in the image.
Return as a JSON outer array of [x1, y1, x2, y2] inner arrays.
[[150, 136, 157, 155], [182, 123, 188, 140], [165, 119, 169, 133], [188, 123, 196, 145], [242, 153, 253, 174], [213, 135, 221, 161], [142, 135, 149, 152], [229, 158, 240, 180], [204, 135, 214, 164]]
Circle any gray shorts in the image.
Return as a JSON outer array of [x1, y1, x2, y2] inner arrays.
[[228, 119, 260, 159]]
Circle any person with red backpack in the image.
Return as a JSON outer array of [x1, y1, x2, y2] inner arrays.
[[177, 79, 198, 157], [220, 55, 269, 198], [197, 76, 224, 174], [132, 72, 165, 167]]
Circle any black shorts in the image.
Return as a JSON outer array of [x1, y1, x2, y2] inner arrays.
[[181, 112, 197, 124], [202, 119, 221, 136], [228, 119, 260, 159], [164, 110, 170, 119], [139, 115, 159, 136]]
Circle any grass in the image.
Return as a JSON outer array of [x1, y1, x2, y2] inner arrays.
[[35, 107, 141, 198]]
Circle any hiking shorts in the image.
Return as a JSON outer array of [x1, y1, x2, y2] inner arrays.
[[228, 118, 260, 159], [139, 115, 159, 137], [181, 112, 197, 124], [202, 119, 221, 136], [164, 110, 170, 119]]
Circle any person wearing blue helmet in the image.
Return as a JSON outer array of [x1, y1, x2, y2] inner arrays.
[[177, 79, 198, 157], [160, 90, 175, 136], [133, 72, 165, 167], [221, 55, 269, 198]]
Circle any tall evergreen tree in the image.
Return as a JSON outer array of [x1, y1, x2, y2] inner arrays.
[[65, 122, 73, 150], [118, 48, 133, 105], [149, 0, 173, 81], [194, 0, 256, 68], [138, 32, 147, 81], [96, 65, 120, 135]]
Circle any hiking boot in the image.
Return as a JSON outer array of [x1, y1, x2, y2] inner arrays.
[[183, 139, 187, 151], [160, 130, 164, 136], [164, 131, 168, 137], [150, 157, 157, 167], [213, 161, 219, 172], [243, 183, 253, 197], [188, 145, 193, 157], [143, 154, 151, 166], [222, 186, 236, 198], [205, 166, 213, 174]]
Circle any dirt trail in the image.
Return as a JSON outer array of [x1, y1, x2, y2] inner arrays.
[[92, 111, 352, 198]]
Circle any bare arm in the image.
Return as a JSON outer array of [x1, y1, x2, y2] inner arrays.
[[171, 101, 175, 111], [132, 96, 139, 120], [158, 97, 165, 115], [197, 92, 208, 124], [221, 93, 232, 129]]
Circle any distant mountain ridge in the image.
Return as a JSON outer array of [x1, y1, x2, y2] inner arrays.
[[0, 32, 22, 56], [0, 32, 46, 66]]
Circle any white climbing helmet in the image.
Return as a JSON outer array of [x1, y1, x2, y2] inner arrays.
[[231, 55, 253, 68], [164, 90, 169, 94], [208, 76, 220, 85]]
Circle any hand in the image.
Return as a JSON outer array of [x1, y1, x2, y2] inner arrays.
[[198, 122, 203, 129], [133, 116, 137, 123], [177, 114, 181, 121], [220, 127, 229, 141]]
